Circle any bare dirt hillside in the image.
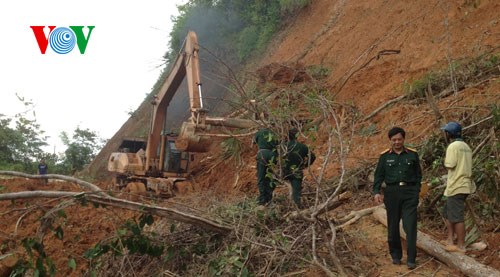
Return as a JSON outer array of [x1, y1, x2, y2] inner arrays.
[[2, 0, 499, 276]]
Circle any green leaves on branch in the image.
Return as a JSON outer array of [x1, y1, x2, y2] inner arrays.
[[84, 213, 163, 263]]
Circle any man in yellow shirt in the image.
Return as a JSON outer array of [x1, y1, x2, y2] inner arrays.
[[441, 121, 476, 253]]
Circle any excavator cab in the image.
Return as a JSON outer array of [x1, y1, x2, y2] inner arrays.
[[163, 134, 190, 174]]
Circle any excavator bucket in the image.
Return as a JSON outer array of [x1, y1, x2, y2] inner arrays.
[[175, 121, 212, 152]]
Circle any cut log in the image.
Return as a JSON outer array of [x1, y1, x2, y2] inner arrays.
[[373, 207, 500, 277]]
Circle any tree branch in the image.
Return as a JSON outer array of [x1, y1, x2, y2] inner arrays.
[[0, 191, 232, 234], [0, 171, 107, 197]]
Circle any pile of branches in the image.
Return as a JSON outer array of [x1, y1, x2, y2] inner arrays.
[[92, 192, 375, 277]]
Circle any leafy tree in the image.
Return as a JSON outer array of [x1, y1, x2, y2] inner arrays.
[[61, 127, 104, 174], [0, 115, 19, 165], [0, 94, 48, 172], [166, 0, 298, 63], [13, 116, 48, 170]]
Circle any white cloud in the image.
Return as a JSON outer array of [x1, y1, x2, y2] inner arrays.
[[0, 0, 187, 153]]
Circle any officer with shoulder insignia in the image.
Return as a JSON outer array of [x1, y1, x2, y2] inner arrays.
[[373, 127, 422, 270]]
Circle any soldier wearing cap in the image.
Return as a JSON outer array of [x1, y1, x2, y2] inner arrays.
[[440, 121, 475, 253], [373, 127, 422, 270]]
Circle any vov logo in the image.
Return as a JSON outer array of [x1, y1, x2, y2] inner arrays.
[[30, 26, 95, 54]]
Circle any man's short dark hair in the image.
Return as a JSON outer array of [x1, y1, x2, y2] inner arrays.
[[388, 127, 405, 139]]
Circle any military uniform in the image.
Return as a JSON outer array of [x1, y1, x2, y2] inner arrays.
[[254, 128, 278, 205], [373, 147, 422, 265], [284, 140, 315, 207]]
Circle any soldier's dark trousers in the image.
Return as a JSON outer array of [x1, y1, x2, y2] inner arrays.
[[383, 185, 419, 264], [256, 149, 277, 205], [286, 177, 302, 207]]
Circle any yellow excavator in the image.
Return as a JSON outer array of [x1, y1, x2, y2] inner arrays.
[[108, 31, 257, 197]]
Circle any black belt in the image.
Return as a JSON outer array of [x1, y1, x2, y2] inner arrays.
[[387, 182, 416, 186]]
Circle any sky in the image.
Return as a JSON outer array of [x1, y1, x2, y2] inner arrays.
[[0, 0, 187, 153]]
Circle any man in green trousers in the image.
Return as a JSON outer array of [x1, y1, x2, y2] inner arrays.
[[373, 127, 422, 270], [284, 128, 315, 209], [253, 127, 279, 207]]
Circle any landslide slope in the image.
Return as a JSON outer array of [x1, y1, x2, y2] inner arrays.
[[89, 0, 499, 181]]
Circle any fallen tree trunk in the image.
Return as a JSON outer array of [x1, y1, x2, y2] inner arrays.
[[0, 191, 232, 235], [373, 207, 500, 277], [0, 171, 107, 197]]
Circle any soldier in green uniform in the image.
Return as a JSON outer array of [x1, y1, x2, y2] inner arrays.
[[373, 127, 422, 270], [284, 128, 315, 208], [253, 127, 279, 206]]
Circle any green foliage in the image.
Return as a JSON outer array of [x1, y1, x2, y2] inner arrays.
[[221, 137, 243, 164], [0, 95, 104, 175], [67, 258, 76, 270], [0, 95, 48, 172], [237, 26, 260, 61], [462, 0, 481, 9], [61, 127, 104, 173], [403, 72, 437, 99], [464, 213, 480, 246], [208, 245, 250, 276], [0, 115, 20, 165], [359, 123, 377, 137], [165, 0, 306, 64], [306, 64, 331, 80], [53, 226, 64, 240], [492, 104, 500, 129], [84, 213, 163, 267], [404, 53, 500, 99], [280, 0, 310, 15], [10, 237, 57, 277]]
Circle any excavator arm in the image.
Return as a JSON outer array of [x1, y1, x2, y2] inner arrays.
[[145, 31, 258, 173], [145, 31, 205, 172]]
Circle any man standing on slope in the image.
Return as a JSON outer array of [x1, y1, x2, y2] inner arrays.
[[283, 128, 315, 209], [373, 127, 422, 270], [441, 121, 476, 254], [253, 126, 279, 209], [38, 158, 48, 184]]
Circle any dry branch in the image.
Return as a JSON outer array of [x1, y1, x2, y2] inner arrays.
[[373, 208, 500, 277], [425, 83, 444, 123], [0, 191, 232, 234], [363, 95, 406, 121], [286, 191, 352, 220], [336, 204, 383, 230]]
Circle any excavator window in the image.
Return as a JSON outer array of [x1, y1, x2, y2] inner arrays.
[[164, 141, 188, 174]]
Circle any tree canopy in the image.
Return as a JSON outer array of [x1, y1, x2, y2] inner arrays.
[[0, 96, 104, 176]]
